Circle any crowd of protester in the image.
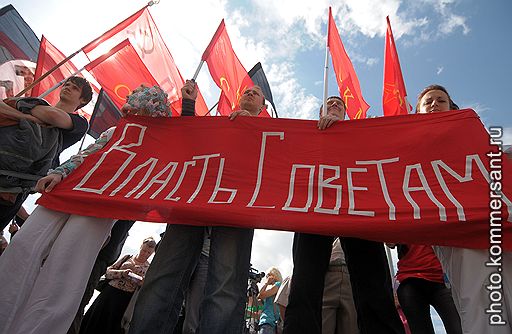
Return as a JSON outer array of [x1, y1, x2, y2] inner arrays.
[[0, 77, 510, 334]]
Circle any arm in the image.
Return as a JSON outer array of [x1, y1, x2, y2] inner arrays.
[[258, 281, 280, 300], [181, 79, 197, 117], [35, 127, 115, 192], [30, 105, 73, 129], [105, 255, 132, 279], [0, 100, 43, 124]]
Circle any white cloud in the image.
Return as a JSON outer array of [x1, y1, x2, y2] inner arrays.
[[427, 0, 471, 36], [251, 230, 294, 278], [436, 66, 444, 75], [267, 62, 320, 120], [501, 127, 512, 146]]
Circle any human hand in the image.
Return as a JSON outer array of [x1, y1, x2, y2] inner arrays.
[[181, 79, 198, 101], [122, 269, 133, 278], [317, 114, 341, 130], [229, 109, 252, 120], [8, 223, 19, 234], [266, 275, 277, 285], [35, 173, 63, 193]]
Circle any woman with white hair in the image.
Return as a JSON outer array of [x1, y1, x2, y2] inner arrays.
[[258, 267, 283, 334]]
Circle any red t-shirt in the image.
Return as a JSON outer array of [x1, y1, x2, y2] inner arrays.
[[396, 245, 444, 283]]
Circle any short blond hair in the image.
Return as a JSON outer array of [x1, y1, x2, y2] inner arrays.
[[267, 267, 283, 282], [142, 236, 157, 248]]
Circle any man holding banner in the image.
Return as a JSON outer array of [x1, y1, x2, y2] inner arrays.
[[284, 96, 405, 334], [128, 85, 267, 334]]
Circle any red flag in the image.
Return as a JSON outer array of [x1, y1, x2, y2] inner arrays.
[[327, 8, 370, 119], [31, 36, 79, 106], [202, 20, 263, 116], [82, 7, 208, 116], [383, 16, 411, 116], [85, 39, 160, 111]]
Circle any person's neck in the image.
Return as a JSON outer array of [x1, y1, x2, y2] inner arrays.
[[55, 100, 77, 114], [133, 255, 145, 263], [246, 108, 260, 117]]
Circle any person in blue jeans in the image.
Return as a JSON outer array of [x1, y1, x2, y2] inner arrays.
[[258, 267, 283, 334], [128, 84, 268, 334]]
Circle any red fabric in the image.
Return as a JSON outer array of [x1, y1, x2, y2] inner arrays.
[[327, 8, 370, 119], [82, 7, 208, 116], [85, 40, 159, 110], [0, 32, 28, 60], [383, 17, 411, 116], [202, 20, 259, 115], [38, 109, 512, 249], [396, 245, 444, 283], [31, 36, 79, 106]]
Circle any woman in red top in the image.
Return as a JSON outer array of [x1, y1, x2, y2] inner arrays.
[[391, 244, 462, 334]]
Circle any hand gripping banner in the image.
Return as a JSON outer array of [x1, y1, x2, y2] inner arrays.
[[38, 109, 512, 249]]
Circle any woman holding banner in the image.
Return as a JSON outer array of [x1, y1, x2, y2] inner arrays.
[[416, 84, 512, 334], [0, 84, 183, 334]]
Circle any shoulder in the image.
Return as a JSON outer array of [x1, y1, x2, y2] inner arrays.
[[67, 113, 88, 133]]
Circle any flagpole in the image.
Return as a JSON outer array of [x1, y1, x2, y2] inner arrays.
[[38, 66, 85, 98], [204, 101, 218, 116], [15, 1, 157, 98], [192, 60, 205, 81], [322, 8, 331, 117]]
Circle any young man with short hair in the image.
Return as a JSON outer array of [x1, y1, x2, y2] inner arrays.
[[0, 76, 92, 230]]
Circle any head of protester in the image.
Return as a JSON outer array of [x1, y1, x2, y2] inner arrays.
[[229, 85, 266, 120], [135, 237, 157, 263], [58, 76, 93, 111], [121, 84, 171, 118], [415, 84, 459, 114], [318, 95, 346, 130]]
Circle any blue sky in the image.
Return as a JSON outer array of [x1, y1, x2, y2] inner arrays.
[[3, 1, 510, 330]]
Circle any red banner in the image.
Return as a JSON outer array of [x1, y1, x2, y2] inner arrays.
[[31, 36, 79, 106], [383, 16, 411, 116], [328, 8, 370, 119], [82, 7, 209, 116], [38, 110, 512, 249], [85, 40, 159, 111], [202, 20, 256, 115]]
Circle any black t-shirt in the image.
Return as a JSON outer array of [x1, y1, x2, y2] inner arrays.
[[51, 113, 88, 167], [62, 113, 88, 150]]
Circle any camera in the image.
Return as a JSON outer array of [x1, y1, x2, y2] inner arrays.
[[248, 266, 265, 283]]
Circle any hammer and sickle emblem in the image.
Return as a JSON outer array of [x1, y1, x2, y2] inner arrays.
[[220, 77, 230, 92], [114, 84, 131, 100], [127, 28, 155, 58]]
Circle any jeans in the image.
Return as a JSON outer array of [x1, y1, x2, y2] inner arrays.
[[128, 224, 253, 334], [182, 253, 209, 334], [284, 233, 405, 334], [397, 278, 462, 334]]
